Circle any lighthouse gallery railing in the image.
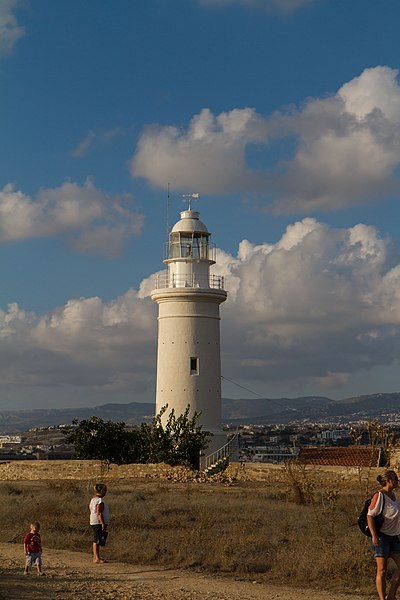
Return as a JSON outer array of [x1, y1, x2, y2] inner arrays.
[[155, 272, 225, 290]]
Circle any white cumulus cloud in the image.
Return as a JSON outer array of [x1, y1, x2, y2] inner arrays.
[[132, 107, 267, 194], [217, 219, 400, 390], [0, 0, 25, 57], [131, 66, 400, 214], [276, 66, 400, 212], [0, 291, 157, 394], [0, 179, 144, 257]]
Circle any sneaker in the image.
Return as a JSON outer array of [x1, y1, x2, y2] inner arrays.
[[38, 572, 45, 576], [23, 571, 28, 576]]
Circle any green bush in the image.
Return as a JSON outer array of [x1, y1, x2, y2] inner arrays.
[[65, 405, 210, 469]]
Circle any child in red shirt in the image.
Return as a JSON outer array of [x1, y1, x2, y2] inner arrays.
[[24, 521, 44, 575]]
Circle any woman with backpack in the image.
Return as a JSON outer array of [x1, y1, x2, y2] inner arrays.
[[368, 469, 400, 600]]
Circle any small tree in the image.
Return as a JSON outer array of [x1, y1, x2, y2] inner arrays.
[[140, 405, 211, 469], [65, 416, 141, 465]]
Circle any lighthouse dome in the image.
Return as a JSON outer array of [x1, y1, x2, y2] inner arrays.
[[170, 210, 209, 234]]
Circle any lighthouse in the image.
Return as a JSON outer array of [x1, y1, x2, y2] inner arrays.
[[151, 205, 227, 466]]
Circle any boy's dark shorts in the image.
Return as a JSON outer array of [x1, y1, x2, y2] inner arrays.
[[91, 524, 103, 544]]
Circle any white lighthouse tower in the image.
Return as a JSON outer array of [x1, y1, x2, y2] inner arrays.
[[151, 204, 227, 466]]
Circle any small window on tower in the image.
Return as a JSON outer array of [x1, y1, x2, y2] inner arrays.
[[190, 357, 199, 375]]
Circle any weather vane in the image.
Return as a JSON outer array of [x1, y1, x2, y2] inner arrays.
[[181, 193, 200, 211]]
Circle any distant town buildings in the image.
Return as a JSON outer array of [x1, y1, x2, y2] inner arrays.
[[0, 435, 22, 446], [318, 429, 351, 441], [0, 419, 396, 468]]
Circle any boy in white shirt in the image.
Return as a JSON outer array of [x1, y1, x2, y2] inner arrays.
[[89, 483, 110, 563]]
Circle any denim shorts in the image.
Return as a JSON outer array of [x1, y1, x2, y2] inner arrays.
[[369, 533, 400, 558], [26, 552, 42, 566]]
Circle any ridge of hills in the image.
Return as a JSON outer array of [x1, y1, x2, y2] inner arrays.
[[0, 392, 399, 433]]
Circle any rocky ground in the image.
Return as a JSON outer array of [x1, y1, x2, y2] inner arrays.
[[0, 542, 368, 600]]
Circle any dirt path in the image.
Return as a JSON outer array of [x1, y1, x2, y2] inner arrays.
[[0, 542, 369, 600]]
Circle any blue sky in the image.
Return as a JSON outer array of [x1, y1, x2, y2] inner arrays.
[[2, 0, 400, 410]]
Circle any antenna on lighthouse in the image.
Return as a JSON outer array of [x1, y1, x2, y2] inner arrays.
[[166, 183, 171, 243], [181, 193, 200, 211]]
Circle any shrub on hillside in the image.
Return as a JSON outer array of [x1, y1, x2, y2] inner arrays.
[[139, 405, 210, 469], [65, 416, 141, 465], [65, 405, 210, 469]]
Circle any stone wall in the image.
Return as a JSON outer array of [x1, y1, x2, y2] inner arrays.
[[0, 460, 175, 481], [0, 459, 382, 483]]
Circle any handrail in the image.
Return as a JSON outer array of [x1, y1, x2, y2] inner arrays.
[[204, 431, 240, 471], [155, 272, 225, 290]]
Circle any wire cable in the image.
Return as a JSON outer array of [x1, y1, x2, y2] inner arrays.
[[221, 375, 307, 416]]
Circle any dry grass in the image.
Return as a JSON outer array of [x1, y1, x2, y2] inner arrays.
[[0, 468, 382, 595]]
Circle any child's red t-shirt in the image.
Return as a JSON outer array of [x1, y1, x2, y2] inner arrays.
[[24, 532, 41, 553]]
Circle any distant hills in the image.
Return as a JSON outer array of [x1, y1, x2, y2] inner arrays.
[[222, 392, 400, 424], [1, 392, 400, 433], [0, 402, 154, 433]]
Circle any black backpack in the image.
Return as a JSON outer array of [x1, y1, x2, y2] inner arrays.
[[358, 493, 385, 536]]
